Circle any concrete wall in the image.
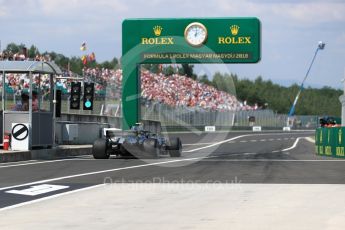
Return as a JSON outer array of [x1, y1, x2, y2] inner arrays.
[[54, 114, 122, 144], [59, 113, 121, 128], [56, 121, 110, 145]]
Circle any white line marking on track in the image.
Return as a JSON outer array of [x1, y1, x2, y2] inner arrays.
[[200, 159, 345, 162], [183, 134, 254, 153], [305, 137, 315, 143], [183, 142, 216, 146], [68, 154, 93, 158], [240, 141, 248, 143], [250, 140, 257, 142], [281, 137, 302, 152], [272, 137, 303, 153], [183, 133, 311, 153], [260, 139, 267, 142], [0, 160, 38, 166], [6, 184, 70, 196], [0, 158, 93, 169], [0, 184, 105, 212], [0, 156, 216, 191]]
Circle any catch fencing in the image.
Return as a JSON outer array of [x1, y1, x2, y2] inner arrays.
[[141, 102, 318, 129]]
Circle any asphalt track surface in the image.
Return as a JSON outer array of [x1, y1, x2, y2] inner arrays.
[[0, 130, 344, 210]]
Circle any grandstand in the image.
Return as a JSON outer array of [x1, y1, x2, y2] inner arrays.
[[82, 67, 256, 112], [1, 64, 255, 113]]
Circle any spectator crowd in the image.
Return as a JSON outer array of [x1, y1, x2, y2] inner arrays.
[[82, 67, 257, 111], [0, 54, 257, 111], [0, 51, 52, 62], [141, 70, 240, 111]]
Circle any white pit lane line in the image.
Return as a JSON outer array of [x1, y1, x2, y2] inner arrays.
[[0, 156, 217, 192], [0, 158, 94, 169], [0, 160, 38, 165], [182, 142, 216, 146], [196, 159, 345, 162]]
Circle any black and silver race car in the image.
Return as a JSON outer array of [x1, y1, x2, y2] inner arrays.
[[92, 122, 182, 159]]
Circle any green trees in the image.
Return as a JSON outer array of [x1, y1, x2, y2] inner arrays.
[[180, 64, 197, 79], [5, 42, 26, 54], [198, 74, 212, 86], [197, 71, 341, 116], [230, 74, 341, 116], [212, 72, 236, 95], [28, 45, 39, 58]]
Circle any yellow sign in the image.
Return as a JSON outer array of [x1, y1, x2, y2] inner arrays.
[[142, 52, 250, 60], [230, 25, 240, 35], [339, 129, 342, 144], [141, 37, 174, 45], [320, 130, 323, 143], [336, 147, 345, 156], [141, 25, 174, 45], [218, 37, 251, 45], [153, 25, 162, 36], [218, 24, 251, 45], [325, 146, 332, 156]]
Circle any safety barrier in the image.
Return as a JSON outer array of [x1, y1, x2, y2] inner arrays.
[[315, 127, 345, 158]]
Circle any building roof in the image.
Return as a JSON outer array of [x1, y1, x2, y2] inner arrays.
[[0, 61, 62, 75]]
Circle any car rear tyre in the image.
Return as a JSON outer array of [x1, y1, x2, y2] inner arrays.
[[167, 137, 182, 157], [93, 139, 110, 159]]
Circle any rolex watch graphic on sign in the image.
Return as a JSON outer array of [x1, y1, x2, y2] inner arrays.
[[184, 22, 208, 47]]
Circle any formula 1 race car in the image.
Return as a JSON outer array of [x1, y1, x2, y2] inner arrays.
[[92, 121, 182, 159]]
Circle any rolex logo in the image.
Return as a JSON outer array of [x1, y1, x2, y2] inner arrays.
[[230, 25, 240, 36], [153, 25, 163, 36], [142, 25, 174, 45]]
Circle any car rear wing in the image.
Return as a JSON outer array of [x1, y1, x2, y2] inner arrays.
[[142, 120, 162, 134], [104, 120, 162, 138]]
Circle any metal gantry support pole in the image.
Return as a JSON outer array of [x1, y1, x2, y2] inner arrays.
[[340, 68, 345, 126], [287, 41, 325, 126], [52, 74, 57, 147], [2, 70, 5, 141], [29, 71, 33, 149]]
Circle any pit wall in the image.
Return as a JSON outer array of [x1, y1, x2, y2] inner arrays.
[[315, 127, 345, 158]]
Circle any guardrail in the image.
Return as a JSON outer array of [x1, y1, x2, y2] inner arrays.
[[315, 127, 345, 158]]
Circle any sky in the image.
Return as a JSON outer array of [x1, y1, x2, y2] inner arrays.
[[0, 0, 344, 89]]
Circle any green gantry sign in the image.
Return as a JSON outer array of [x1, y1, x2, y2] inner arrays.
[[122, 17, 261, 129]]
